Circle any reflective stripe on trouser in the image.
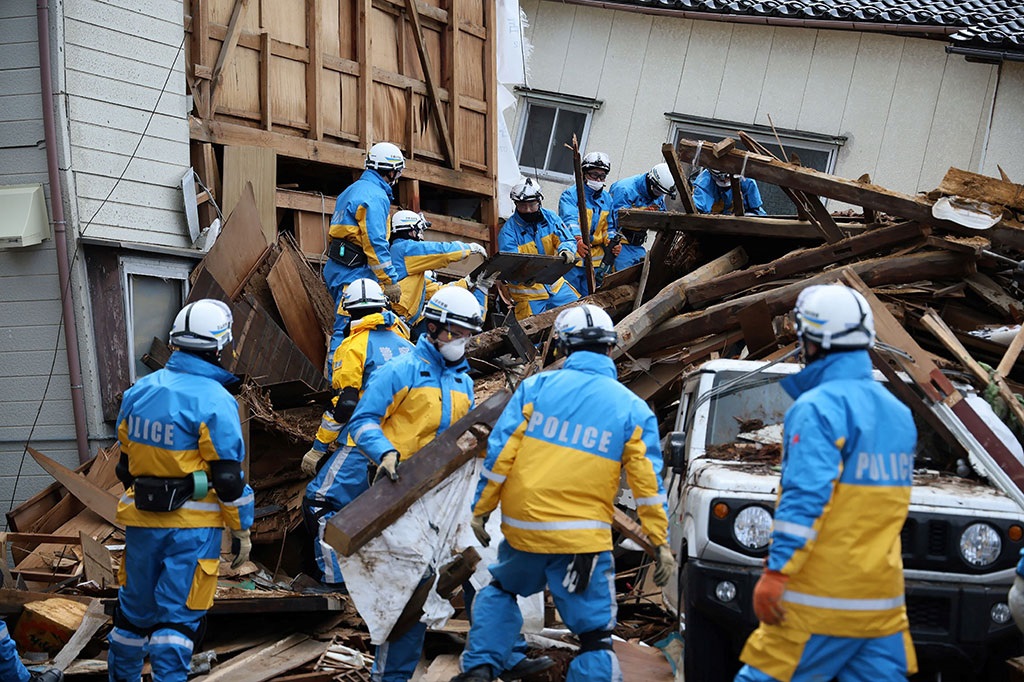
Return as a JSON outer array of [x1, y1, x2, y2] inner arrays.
[[460, 541, 621, 682], [614, 244, 645, 270], [306, 446, 372, 583], [513, 280, 580, 321], [372, 621, 427, 682], [735, 629, 916, 682], [109, 526, 221, 682]]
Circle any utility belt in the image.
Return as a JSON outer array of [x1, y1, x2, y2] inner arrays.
[[621, 229, 647, 247], [133, 472, 208, 512], [328, 238, 368, 268]]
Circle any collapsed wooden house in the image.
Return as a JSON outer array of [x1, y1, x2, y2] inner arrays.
[[6, 135, 1024, 678]]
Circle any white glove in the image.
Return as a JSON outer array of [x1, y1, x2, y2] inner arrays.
[[301, 447, 325, 476], [1010, 575, 1024, 632], [474, 271, 500, 295], [560, 250, 577, 265], [467, 242, 488, 257], [383, 282, 402, 304], [230, 529, 251, 569], [471, 514, 491, 547], [653, 544, 677, 587]]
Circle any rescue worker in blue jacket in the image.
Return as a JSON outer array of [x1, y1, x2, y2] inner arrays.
[[452, 304, 676, 682], [109, 299, 255, 682], [500, 178, 580, 319], [387, 210, 494, 339], [692, 167, 767, 216], [325, 142, 406, 339], [0, 620, 62, 682], [301, 279, 414, 586], [558, 152, 620, 293], [735, 284, 918, 682], [608, 163, 676, 270]]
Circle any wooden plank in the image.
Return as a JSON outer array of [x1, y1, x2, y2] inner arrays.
[[194, 633, 327, 682], [27, 449, 119, 527], [613, 638, 674, 682], [404, 0, 456, 168], [660, 143, 695, 214], [259, 31, 272, 131], [78, 532, 116, 589], [267, 255, 327, 368], [938, 167, 1024, 213], [613, 247, 747, 358], [685, 222, 929, 307], [997, 325, 1024, 380], [305, 0, 322, 140], [570, 135, 597, 295], [422, 655, 462, 682], [632, 232, 671, 311], [857, 174, 877, 223], [617, 210, 863, 241], [613, 508, 655, 557], [964, 273, 1024, 322], [52, 599, 106, 672], [325, 392, 511, 556], [729, 175, 745, 217], [210, 0, 251, 109], [199, 182, 270, 296], [737, 299, 777, 357], [626, 332, 745, 403], [0, 590, 92, 616], [279, 235, 335, 337], [222, 146, 278, 244]]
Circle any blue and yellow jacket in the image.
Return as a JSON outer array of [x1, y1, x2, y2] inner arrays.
[[391, 238, 477, 327], [558, 184, 616, 270], [348, 335, 474, 465], [116, 351, 255, 530], [768, 350, 915, 638], [609, 173, 665, 246], [473, 351, 668, 554], [691, 169, 767, 216], [314, 311, 414, 450], [499, 209, 578, 308], [329, 169, 399, 285]]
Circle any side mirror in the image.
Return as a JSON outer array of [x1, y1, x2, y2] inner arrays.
[[667, 431, 686, 474]]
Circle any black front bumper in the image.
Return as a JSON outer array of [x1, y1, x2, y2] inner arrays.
[[685, 559, 1022, 669]]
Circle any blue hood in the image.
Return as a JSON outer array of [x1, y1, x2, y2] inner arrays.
[[780, 349, 873, 399]]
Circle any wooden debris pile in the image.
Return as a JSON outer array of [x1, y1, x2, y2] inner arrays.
[[6, 139, 1024, 679]]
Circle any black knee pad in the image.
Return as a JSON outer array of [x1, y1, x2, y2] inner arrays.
[[578, 629, 614, 653]]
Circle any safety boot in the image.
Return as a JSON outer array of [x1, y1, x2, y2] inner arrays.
[[499, 655, 555, 680], [450, 665, 494, 682]]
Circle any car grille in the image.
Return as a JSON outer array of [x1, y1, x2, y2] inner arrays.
[[906, 594, 951, 634]]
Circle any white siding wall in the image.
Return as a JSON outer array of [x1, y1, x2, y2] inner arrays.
[[519, 1, 1024, 210], [0, 3, 82, 513], [64, 0, 190, 247]]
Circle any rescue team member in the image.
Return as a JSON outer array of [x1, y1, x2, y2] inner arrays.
[[452, 304, 676, 682], [736, 284, 917, 682], [0, 620, 62, 681], [346, 287, 548, 681], [387, 210, 494, 339], [559, 152, 621, 292], [692, 167, 767, 216], [608, 163, 675, 270], [109, 299, 255, 682], [325, 141, 406, 338], [500, 178, 580, 320], [301, 279, 414, 586]]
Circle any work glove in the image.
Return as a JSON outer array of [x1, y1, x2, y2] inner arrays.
[[466, 242, 488, 258], [559, 250, 577, 265], [229, 529, 252, 569], [610, 242, 623, 257], [471, 513, 491, 547], [301, 447, 325, 477], [383, 282, 403, 304], [29, 669, 64, 682], [653, 544, 677, 588], [373, 450, 400, 484], [1009, 575, 1024, 632], [752, 569, 789, 625], [575, 235, 590, 258]]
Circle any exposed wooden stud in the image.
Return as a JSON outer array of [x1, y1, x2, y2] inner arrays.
[[482, 0, 500, 238], [618, 210, 865, 241], [729, 175, 745, 216], [305, 0, 323, 140], [358, 0, 372, 147], [660, 143, 695, 214], [446, 0, 460, 168], [404, 0, 457, 168], [857, 173, 877, 223], [712, 137, 735, 158], [189, 0, 213, 120], [259, 31, 272, 131]]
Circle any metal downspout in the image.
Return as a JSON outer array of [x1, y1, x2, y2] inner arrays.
[[36, 0, 91, 464]]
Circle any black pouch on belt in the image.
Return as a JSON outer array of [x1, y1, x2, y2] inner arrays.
[[133, 476, 194, 512], [561, 552, 599, 594], [327, 239, 369, 267]]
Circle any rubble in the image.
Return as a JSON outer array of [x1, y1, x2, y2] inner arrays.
[[6, 136, 1024, 679]]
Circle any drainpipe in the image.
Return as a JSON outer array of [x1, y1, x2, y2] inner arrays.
[[37, 0, 91, 464]]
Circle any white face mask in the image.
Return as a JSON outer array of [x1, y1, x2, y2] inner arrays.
[[438, 337, 468, 362], [586, 179, 604, 192]]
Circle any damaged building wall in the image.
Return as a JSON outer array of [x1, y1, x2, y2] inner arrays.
[[515, 0, 1024, 209]]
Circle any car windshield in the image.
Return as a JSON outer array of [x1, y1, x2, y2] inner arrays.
[[705, 371, 791, 447]]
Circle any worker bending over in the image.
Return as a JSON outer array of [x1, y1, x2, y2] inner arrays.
[[608, 163, 675, 270], [692, 167, 767, 216]]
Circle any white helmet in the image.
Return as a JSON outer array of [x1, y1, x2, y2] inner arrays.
[[391, 210, 430, 239], [423, 286, 483, 332], [554, 304, 617, 354], [710, 169, 733, 188], [510, 178, 544, 203], [647, 163, 675, 196], [169, 299, 233, 353], [365, 141, 405, 174], [793, 284, 875, 351], [582, 151, 611, 174], [343, 278, 387, 312]]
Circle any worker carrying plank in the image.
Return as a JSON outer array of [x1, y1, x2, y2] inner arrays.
[[500, 178, 580, 319], [452, 303, 675, 682], [109, 299, 255, 682], [559, 152, 621, 292], [735, 284, 918, 682], [608, 162, 676, 270]]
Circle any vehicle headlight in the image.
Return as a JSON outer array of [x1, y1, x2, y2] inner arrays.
[[960, 523, 1001, 567], [733, 506, 773, 550]]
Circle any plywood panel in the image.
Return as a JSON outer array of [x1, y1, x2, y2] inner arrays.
[[558, 3, 612, 97], [755, 26, 816, 130], [412, 91, 443, 156], [338, 0, 357, 60], [210, 0, 259, 31], [457, 108, 486, 166], [322, 0, 341, 56], [457, 34, 486, 101], [222, 147, 278, 243], [341, 73, 360, 135], [372, 7, 400, 72], [271, 55, 308, 125], [461, 0, 484, 29], [218, 44, 261, 114], [796, 29, 860, 135], [714, 24, 772, 124], [264, 0, 307, 46], [404, 22, 444, 83], [323, 70, 343, 132], [374, 84, 411, 146], [674, 19, 732, 118]]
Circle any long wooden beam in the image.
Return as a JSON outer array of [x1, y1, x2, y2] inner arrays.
[[617, 210, 866, 241], [27, 448, 120, 527], [938, 167, 1024, 213]]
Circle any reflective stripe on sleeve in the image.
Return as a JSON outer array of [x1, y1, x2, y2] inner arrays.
[[481, 469, 506, 484], [773, 520, 817, 541], [783, 590, 904, 611], [502, 515, 611, 532], [221, 491, 254, 509], [352, 423, 383, 443], [634, 494, 666, 506], [181, 500, 222, 513]]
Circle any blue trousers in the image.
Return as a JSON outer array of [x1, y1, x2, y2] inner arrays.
[[512, 281, 580, 320], [0, 621, 29, 682], [304, 445, 372, 584], [614, 244, 646, 270], [108, 526, 222, 682], [735, 630, 913, 682], [461, 542, 621, 682]]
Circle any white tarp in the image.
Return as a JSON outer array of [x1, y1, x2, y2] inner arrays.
[[495, 0, 530, 219]]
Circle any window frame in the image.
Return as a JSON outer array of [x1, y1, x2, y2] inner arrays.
[[119, 255, 191, 382], [514, 88, 602, 183]]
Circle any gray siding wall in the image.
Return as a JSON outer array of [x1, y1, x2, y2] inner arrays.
[[0, 2, 81, 514]]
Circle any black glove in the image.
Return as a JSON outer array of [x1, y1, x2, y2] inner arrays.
[[30, 669, 64, 682], [332, 387, 359, 424], [561, 553, 598, 594]]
